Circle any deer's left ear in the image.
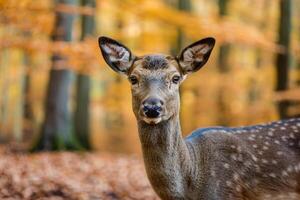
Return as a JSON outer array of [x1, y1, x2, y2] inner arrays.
[[98, 36, 134, 74], [178, 37, 215, 74]]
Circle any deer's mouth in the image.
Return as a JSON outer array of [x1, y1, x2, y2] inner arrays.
[[142, 117, 162, 125]]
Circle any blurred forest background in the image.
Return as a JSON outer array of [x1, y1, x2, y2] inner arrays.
[[0, 0, 300, 154]]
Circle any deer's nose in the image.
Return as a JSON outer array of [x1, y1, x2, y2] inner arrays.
[[142, 98, 163, 118]]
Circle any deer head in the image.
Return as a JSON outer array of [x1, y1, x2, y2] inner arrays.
[[98, 36, 215, 125]]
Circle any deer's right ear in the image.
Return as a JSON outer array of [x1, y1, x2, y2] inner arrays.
[[98, 36, 134, 74]]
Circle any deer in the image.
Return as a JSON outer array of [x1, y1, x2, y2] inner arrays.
[[98, 36, 300, 200]]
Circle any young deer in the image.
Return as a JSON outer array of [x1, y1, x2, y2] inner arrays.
[[98, 36, 300, 200]]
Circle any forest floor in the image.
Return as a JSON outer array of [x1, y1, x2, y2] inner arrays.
[[0, 145, 158, 200]]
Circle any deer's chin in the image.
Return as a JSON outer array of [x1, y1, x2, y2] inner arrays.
[[142, 117, 162, 125]]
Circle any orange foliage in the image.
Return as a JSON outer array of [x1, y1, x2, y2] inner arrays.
[[0, 0, 299, 152]]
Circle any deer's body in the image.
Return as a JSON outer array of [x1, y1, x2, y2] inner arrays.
[[140, 117, 300, 199], [98, 36, 300, 199]]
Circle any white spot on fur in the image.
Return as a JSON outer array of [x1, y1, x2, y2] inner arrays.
[[267, 132, 273, 136], [264, 141, 270, 146], [237, 146, 242, 153], [269, 173, 276, 178], [231, 154, 237, 161], [281, 136, 287, 141], [272, 160, 278, 165], [233, 173, 239, 181], [238, 154, 243, 161], [210, 170, 216, 177], [251, 155, 258, 162], [262, 159, 268, 164], [224, 163, 230, 169], [287, 166, 293, 172], [282, 170, 288, 176], [226, 181, 232, 187], [236, 185, 242, 192], [277, 151, 283, 156]]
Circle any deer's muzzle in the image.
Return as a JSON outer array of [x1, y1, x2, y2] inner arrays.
[[142, 98, 163, 119]]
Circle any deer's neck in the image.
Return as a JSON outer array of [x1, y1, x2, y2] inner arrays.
[[137, 116, 193, 198]]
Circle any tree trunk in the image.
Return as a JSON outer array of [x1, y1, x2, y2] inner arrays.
[[32, 0, 81, 151], [249, 0, 269, 105], [74, 0, 95, 150], [218, 0, 230, 73], [170, 0, 191, 54], [275, 0, 291, 119], [23, 54, 34, 122], [13, 51, 26, 142], [217, 0, 230, 126], [290, 2, 300, 118]]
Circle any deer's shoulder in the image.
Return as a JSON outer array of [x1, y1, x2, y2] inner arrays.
[[186, 127, 232, 140], [185, 126, 246, 155]]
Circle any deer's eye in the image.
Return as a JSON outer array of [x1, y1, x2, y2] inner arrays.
[[172, 75, 180, 84], [129, 76, 138, 85]]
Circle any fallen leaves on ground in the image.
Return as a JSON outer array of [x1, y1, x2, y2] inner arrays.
[[0, 146, 159, 200]]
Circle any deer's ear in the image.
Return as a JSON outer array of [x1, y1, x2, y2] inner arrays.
[[98, 36, 134, 74], [178, 37, 215, 74]]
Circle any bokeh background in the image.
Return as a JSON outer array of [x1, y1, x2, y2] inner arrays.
[[0, 0, 300, 154]]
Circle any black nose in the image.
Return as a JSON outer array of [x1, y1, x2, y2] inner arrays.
[[142, 98, 163, 118]]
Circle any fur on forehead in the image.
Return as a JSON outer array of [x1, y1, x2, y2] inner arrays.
[[130, 57, 181, 76], [141, 54, 169, 70]]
